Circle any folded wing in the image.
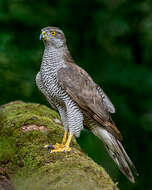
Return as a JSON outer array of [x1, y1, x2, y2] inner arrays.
[[57, 56, 122, 140]]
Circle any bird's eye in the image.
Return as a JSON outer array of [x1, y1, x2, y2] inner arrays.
[[50, 31, 56, 36]]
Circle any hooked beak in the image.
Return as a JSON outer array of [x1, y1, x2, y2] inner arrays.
[[40, 33, 43, 40], [40, 31, 46, 40]]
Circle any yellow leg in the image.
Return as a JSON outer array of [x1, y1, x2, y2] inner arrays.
[[50, 133, 73, 153], [65, 133, 73, 149], [62, 131, 68, 145], [53, 130, 68, 148]]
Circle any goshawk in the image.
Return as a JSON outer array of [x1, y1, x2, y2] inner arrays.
[[36, 26, 138, 183]]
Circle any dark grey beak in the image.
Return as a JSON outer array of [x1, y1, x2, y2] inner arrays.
[[40, 33, 43, 40]]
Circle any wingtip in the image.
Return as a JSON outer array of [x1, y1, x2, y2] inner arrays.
[[129, 171, 139, 183], [129, 176, 135, 183]]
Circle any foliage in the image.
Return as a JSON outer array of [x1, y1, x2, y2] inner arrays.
[[0, 0, 152, 189]]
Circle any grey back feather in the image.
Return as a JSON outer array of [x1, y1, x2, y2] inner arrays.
[[96, 85, 115, 113]]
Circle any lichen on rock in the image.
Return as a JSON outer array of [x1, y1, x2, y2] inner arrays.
[[0, 101, 119, 190]]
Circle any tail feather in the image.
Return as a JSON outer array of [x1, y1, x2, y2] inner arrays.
[[117, 140, 138, 176], [92, 127, 138, 183]]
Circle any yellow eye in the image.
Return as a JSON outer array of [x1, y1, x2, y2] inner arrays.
[[50, 31, 56, 36]]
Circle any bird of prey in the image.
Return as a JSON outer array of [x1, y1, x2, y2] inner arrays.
[[36, 26, 138, 183]]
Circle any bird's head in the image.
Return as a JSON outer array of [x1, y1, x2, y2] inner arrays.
[[40, 26, 66, 48]]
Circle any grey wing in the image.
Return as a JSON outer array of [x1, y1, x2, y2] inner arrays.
[[57, 63, 122, 141], [36, 72, 57, 110], [63, 49, 115, 114], [96, 85, 115, 113]]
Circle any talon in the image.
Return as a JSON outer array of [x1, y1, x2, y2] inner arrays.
[[44, 144, 49, 148], [44, 144, 55, 149], [45, 132, 73, 153], [45, 143, 68, 153], [47, 144, 55, 149]]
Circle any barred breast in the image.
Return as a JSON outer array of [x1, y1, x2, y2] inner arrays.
[[38, 46, 84, 137], [40, 46, 69, 106]]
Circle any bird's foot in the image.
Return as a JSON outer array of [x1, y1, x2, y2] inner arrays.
[[52, 143, 65, 149], [51, 145, 71, 153], [44, 133, 73, 153], [44, 143, 65, 150], [44, 144, 71, 153]]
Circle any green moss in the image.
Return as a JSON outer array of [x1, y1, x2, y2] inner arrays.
[[0, 101, 119, 190], [12, 148, 119, 190], [0, 101, 64, 169], [0, 136, 17, 163], [0, 101, 59, 129]]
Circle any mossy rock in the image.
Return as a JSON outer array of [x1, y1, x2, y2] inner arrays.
[[0, 101, 119, 190]]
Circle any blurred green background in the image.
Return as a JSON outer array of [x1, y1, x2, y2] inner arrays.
[[0, 0, 152, 189]]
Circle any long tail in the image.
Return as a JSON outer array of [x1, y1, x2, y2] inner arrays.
[[92, 127, 138, 183]]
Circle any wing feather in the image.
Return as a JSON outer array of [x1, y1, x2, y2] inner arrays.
[[57, 51, 122, 140], [96, 85, 115, 113]]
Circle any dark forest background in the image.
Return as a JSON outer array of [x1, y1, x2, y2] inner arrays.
[[0, 0, 152, 189]]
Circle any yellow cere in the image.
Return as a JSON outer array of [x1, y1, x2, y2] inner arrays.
[[51, 31, 56, 36]]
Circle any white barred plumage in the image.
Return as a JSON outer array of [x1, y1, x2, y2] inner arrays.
[[36, 43, 84, 137]]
